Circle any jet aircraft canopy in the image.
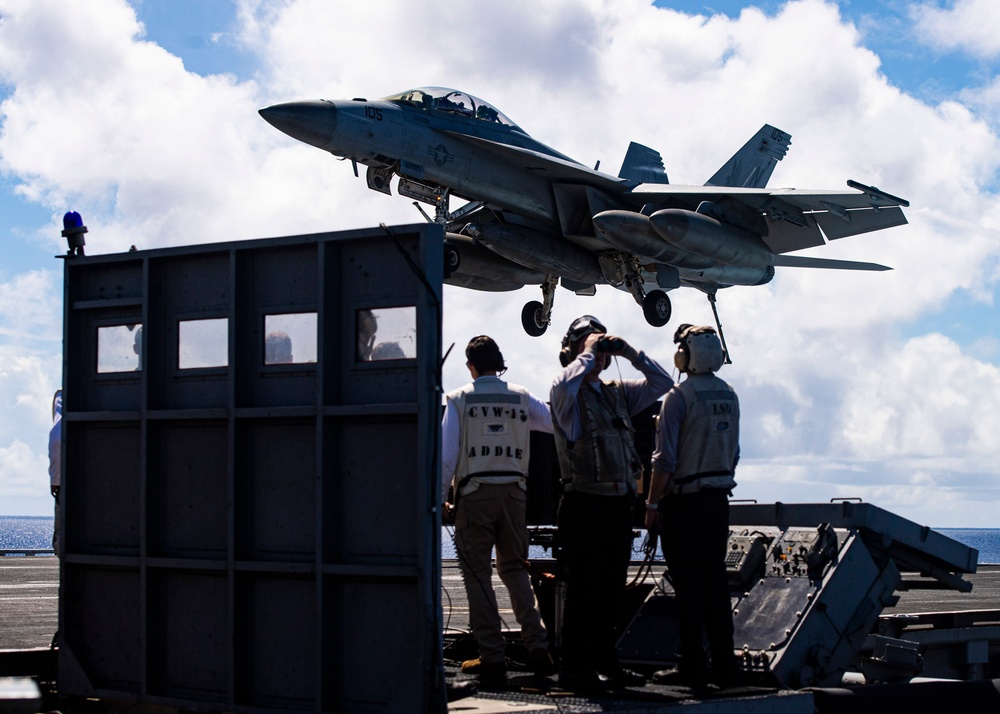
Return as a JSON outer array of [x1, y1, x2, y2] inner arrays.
[[382, 87, 523, 131]]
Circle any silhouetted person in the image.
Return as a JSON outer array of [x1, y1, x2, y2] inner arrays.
[[265, 330, 293, 364], [550, 315, 672, 692], [646, 324, 740, 690], [442, 336, 555, 678]]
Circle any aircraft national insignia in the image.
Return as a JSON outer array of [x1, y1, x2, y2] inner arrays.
[[428, 144, 454, 166]]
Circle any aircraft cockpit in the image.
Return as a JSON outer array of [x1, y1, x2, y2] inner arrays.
[[382, 87, 522, 130]]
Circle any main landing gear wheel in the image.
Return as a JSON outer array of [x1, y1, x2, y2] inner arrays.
[[444, 244, 460, 278], [521, 300, 548, 337], [642, 290, 672, 327]]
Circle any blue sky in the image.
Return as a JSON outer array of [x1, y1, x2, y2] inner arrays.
[[0, 0, 998, 524]]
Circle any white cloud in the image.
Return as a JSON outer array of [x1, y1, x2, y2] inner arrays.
[[0, 438, 48, 497], [0, 344, 59, 513], [0, 269, 61, 342], [0, 269, 62, 501], [912, 0, 1000, 59], [0, 0, 997, 525], [838, 333, 1000, 460], [960, 74, 1000, 135]]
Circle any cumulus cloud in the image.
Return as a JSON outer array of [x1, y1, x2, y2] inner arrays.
[[912, 0, 1000, 59], [0, 439, 48, 498], [0, 269, 61, 341], [838, 334, 1000, 458], [0, 0, 997, 523], [0, 267, 61, 512], [0, 346, 59, 513]]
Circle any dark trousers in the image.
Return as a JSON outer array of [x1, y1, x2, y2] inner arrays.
[[556, 491, 634, 674], [661, 488, 737, 684]]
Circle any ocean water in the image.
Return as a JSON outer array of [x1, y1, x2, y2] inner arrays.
[[0, 516, 54, 552], [3, 517, 999, 563], [937, 529, 1000, 565], [440, 526, 1000, 564]]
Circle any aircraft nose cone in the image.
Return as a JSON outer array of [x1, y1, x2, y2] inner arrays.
[[259, 100, 337, 149]]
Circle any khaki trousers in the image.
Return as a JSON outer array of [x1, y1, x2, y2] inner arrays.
[[454, 482, 548, 662]]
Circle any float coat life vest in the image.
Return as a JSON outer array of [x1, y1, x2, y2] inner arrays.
[[670, 373, 739, 495], [448, 379, 532, 498], [554, 380, 642, 496]]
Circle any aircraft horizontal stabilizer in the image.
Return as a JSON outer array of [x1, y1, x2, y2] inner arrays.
[[771, 255, 891, 271]]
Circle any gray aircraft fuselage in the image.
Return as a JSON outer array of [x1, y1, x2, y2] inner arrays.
[[260, 86, 907, 339], [262, 94, 593, 229]]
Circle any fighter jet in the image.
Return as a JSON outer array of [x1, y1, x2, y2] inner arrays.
[[259, 86, 907, 346]]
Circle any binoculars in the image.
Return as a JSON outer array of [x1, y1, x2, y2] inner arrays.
[[594, 336, 625, 352]]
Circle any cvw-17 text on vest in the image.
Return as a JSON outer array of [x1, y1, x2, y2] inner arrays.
[[448, 380, 532, 497], [671, 373, 739, 495], [554, 380, 642, 496]]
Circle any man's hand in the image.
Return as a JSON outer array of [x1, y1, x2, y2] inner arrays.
[[613, 337, 639, 362], [442, 501, 456, 525], [581, 333, 604, 353]]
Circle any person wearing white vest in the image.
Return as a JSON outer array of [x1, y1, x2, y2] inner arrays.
[[550, 315, 673, 693], [645, 324, 740, 691], [442, 336, 554, 678]]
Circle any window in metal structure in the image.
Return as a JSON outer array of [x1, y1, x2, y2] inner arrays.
[[97, 324, 143, 373], [178, 318, 228, 369], [355, 306, 417, 362], [264, 313, 317, 365]]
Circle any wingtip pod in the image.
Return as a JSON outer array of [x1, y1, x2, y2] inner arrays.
[[847, 180, 910, 208]]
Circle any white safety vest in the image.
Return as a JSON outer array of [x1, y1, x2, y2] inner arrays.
[[447, 379, 532, 497], [670, 373, 739, 495]]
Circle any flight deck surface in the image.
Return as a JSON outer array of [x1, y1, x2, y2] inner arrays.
[[3, 557, 1000, 650], [3, 557, 999, 713]]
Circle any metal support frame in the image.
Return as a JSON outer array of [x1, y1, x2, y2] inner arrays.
[[58, 224, 447, 713]]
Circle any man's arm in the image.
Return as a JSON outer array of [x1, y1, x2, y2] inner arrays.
[[650, 388, 684, 476], [527, 393, 553, 434], [550, 350, 599, 442], [620, 349, 674, 416], [48, 418, 61, 498], [440, 399, 460, 503], [645, 389, 685, 530], [644, 468, 672, 531]]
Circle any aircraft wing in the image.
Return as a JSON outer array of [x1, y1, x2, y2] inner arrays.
[[631, 181, 908, 254], [441, 130, 628, 192]]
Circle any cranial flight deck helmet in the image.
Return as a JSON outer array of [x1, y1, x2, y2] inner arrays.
[[673, 324, 725, 374], [559, 315, 607, 367]]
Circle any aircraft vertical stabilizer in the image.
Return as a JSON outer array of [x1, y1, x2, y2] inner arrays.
[[706, 125, 791, 189], [619, 142, 669, 184]]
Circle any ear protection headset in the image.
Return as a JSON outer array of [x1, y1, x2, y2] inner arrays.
[[674, 324, 725, 374], [559, 315, 607, 367]]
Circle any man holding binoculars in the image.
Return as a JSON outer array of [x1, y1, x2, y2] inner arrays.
[[550, 315, 672, 692]]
